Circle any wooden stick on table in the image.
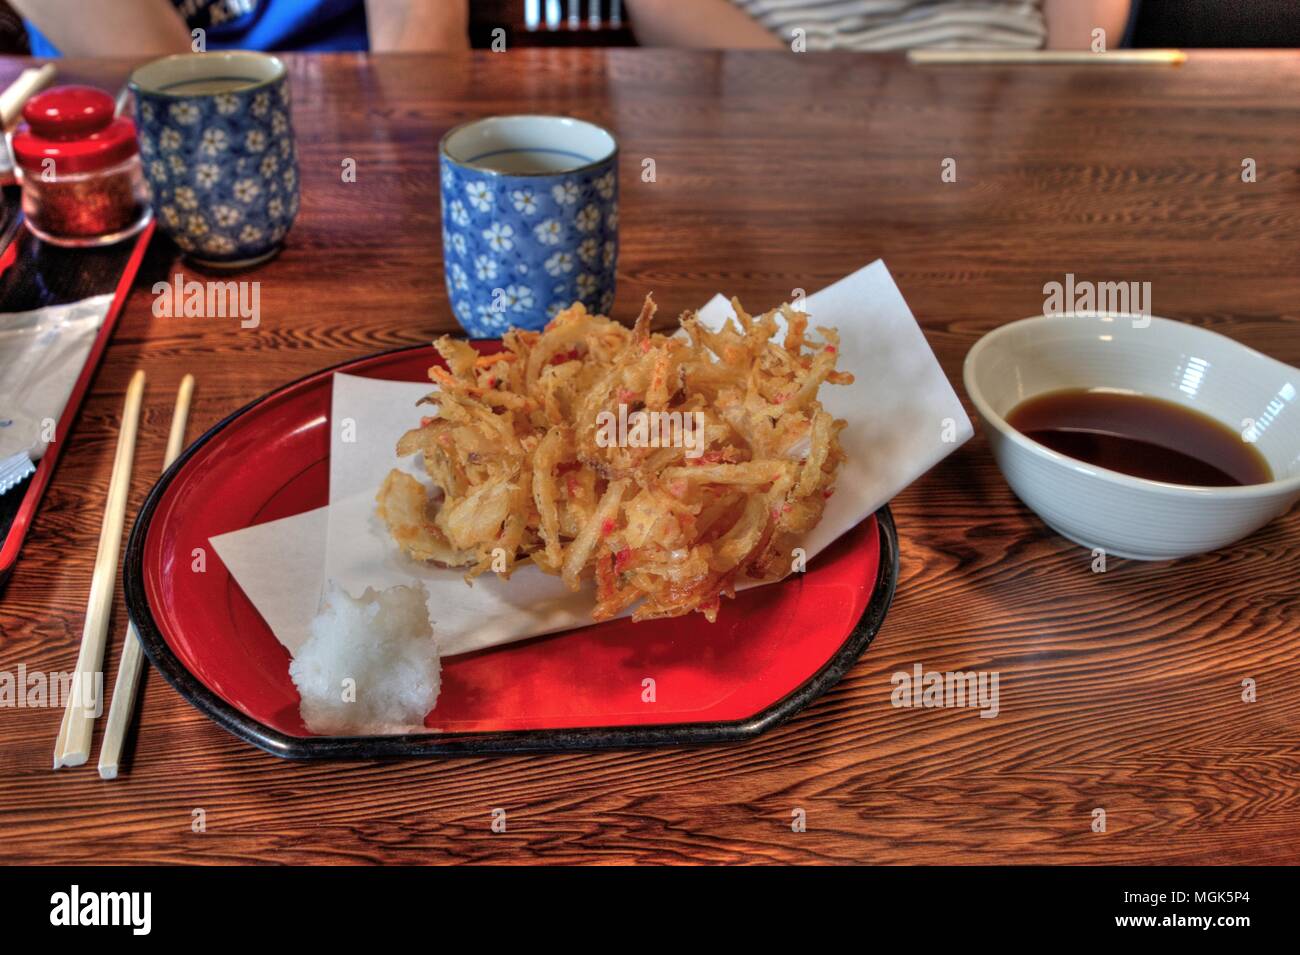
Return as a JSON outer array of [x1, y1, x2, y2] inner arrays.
[[52, 369, 146, 770], [0, 63, 56, 129], [98, 375, 194, 780], [0, 64, 57, 186], [908, 49, 1187, 66]]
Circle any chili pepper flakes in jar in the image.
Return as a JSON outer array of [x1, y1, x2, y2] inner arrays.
[[12, 85, 151, 247]]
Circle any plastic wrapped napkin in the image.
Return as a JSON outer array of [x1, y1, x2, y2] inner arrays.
[[0, 294, 114, 495]]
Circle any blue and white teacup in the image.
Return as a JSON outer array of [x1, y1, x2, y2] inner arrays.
[[439, 115, 618, 337], [130, 52, 300, 269]]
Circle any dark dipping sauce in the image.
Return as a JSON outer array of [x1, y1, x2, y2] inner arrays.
[[1005, 389, 1273, 487]]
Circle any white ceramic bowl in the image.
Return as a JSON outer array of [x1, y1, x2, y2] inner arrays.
[[963, 313, 1300, 560]]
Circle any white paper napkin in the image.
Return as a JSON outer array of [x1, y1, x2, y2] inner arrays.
[[211, 260, 972, 658], [209, 508, 328, 655]]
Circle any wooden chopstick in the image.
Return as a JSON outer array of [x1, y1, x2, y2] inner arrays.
[[53, 370, 146, 770], [908, 49, 1187, 66], [0, 63, 56, 130], [98, 376, 194, 780]]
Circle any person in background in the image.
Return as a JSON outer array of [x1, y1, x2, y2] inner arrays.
[[11, 0, 468, 56], [626, 0, 1133, 51]]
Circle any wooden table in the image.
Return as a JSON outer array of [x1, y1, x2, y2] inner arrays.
[[1, 50, 1297, 865]]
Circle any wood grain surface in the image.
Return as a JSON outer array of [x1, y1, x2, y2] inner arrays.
[[0, 50, 1297, 866]]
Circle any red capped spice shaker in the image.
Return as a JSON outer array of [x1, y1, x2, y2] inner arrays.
[[12, 85, 151, 246]]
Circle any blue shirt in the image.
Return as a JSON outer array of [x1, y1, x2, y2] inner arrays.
[[27, 0, 370, 56]]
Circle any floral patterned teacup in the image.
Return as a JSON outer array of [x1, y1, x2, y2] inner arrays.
[[440, 115, 618, 336], [130, 52, 299, 269]]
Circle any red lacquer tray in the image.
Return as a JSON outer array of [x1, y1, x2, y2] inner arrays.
[[123, 344, 898, 759]]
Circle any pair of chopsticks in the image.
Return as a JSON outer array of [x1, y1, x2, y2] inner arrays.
[[52, 373, 195, 777], [908, 49, 1186, 66]]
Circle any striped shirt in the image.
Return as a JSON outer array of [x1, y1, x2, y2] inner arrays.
[[730, 0, 1047, 51]]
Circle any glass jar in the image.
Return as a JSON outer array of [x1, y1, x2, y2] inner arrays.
[[12, 85, 152, 247]]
